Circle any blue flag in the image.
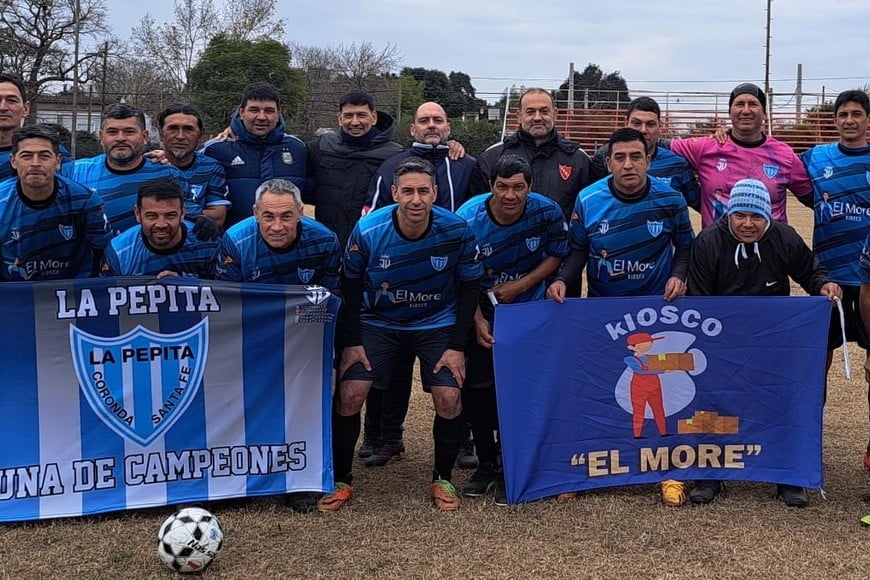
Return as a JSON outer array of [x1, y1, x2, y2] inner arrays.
[[493, 296, 830, 504], [0, 278, 338, 522]]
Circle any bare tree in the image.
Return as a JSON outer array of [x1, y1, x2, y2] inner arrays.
[[0, 0, 110, 115], [130, 0, 220, 94], [222, 0, 285, 41]]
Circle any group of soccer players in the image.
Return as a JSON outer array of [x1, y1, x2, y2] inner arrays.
[[2, 68, 870, 512]]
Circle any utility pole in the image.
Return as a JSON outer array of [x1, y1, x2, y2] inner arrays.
[[764, 0, 772, 96], [795, 63, 802, 119], [71, 0, 81, 156], [568, 62, 575, 110]]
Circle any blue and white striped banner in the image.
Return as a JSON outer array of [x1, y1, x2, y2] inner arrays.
[[0, 278, 338, 522]]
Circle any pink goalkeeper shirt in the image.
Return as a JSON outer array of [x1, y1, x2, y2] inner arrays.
[[670, 134, 812, 228]]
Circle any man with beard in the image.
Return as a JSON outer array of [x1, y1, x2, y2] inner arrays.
[[101, 178, 220, 278], [471, 88, 593, 221], [0, 125, 110, 280], [358, 101, 479, 469], [156, 104, 230, 229], [203, 82, 310, 229], [63, 103, 189, 236]]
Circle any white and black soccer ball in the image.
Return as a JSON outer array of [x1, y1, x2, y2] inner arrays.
[[157, 507, 224, 573]]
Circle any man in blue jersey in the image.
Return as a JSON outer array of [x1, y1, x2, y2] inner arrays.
[[0, 125, 110, 280], [804, 89, 870, 496], [216, 177, 340, 514], [592, 97, 700, 211], [216, 178, 340, 288], [456, 154, 568, 505], [62, 103, 191, 236], [0, 73, 73, 180], [202, 82, 310, 228], [101, 178, 219, 278], [157, 104, 230, 229], [317, 157, 482, 512], [547, 127, 695, 507], [359, 100, 478, 470]]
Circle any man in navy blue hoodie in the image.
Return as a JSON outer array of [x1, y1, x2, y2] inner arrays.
[[202, 82, 311, 228]]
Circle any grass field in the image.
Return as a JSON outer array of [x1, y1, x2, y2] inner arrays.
[[2, 198, 869, 579]]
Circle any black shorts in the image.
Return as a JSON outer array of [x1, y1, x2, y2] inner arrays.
[[342, 325, 459, 390], [465, 335, 495, 388], [828, 285, 870, 350]]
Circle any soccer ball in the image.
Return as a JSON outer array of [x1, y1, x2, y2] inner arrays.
[[157, 507, 224, 573]]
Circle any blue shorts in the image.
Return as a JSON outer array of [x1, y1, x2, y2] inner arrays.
[[342, 325, 459, 391]]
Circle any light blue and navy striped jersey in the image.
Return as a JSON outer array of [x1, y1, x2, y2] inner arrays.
[[174, 152, 231, 217], [62, 155, 189, 235], [802, 142, 870, 285], [649, 146, 700, 211], [0, 175, 111, 280], [101, 221, 219, 278], [344, 205, 482, 330], [216, 216, 341, 289], [570, 177, 694, 297], [0, 144, 73, 181], [456, 192, 568, 303]]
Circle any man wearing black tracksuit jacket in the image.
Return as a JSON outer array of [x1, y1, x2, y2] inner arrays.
[[686, 178, 840, 509], [470, 88, 594, 221]]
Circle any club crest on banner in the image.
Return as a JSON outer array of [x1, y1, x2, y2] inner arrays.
[[763, 164, 779, 178], [58, 224, 75, 240], [526, 237, 541, 251], [69, 319, 209, 448], [647, 220, 663, 238], [305, 285, 331, 305], [297, 268, 314, 284], [431, 256, 448, 271]]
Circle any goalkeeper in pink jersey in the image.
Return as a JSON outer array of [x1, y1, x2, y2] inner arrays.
[[667, 83, 812, 228]]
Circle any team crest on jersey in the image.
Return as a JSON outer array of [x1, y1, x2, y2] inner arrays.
[[249, 268, 261, 281], [763, 164, 779, 178], [647, 220, 663, 238], [297, 268, 315, 283], [559, 164, 573, 181], [716, 158, 727, 172], [189, 184, 204, 201], [305, 285, 331, 306], [480, 244, 493, 257], [10, 230, 19, 241], [282, 151, 294, 165], [379, 255, 391, 269], [431, 256, 448, 271], [58, 224, 75, 240], [598, 220, 610, 235], [823, 166, 834, 179], [70, 319, 209, 447], [526, 237, 541, 251]]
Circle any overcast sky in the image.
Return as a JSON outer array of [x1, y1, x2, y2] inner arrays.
[[103, 0, 870, 106]]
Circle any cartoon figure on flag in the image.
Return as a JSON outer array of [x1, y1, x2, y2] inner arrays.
[[615, 331, 707, 438]]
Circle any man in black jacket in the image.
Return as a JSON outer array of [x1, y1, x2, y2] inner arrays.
[[471, 88, 593, 221], [306, 90, 404, 246], [686, 178, 840, 508]]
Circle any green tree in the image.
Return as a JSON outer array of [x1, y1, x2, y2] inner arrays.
[[187, 34, 305, 133], [553, 63, 630, 110], [400, 67, 486, 118], [448, 120, 503, 158]]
